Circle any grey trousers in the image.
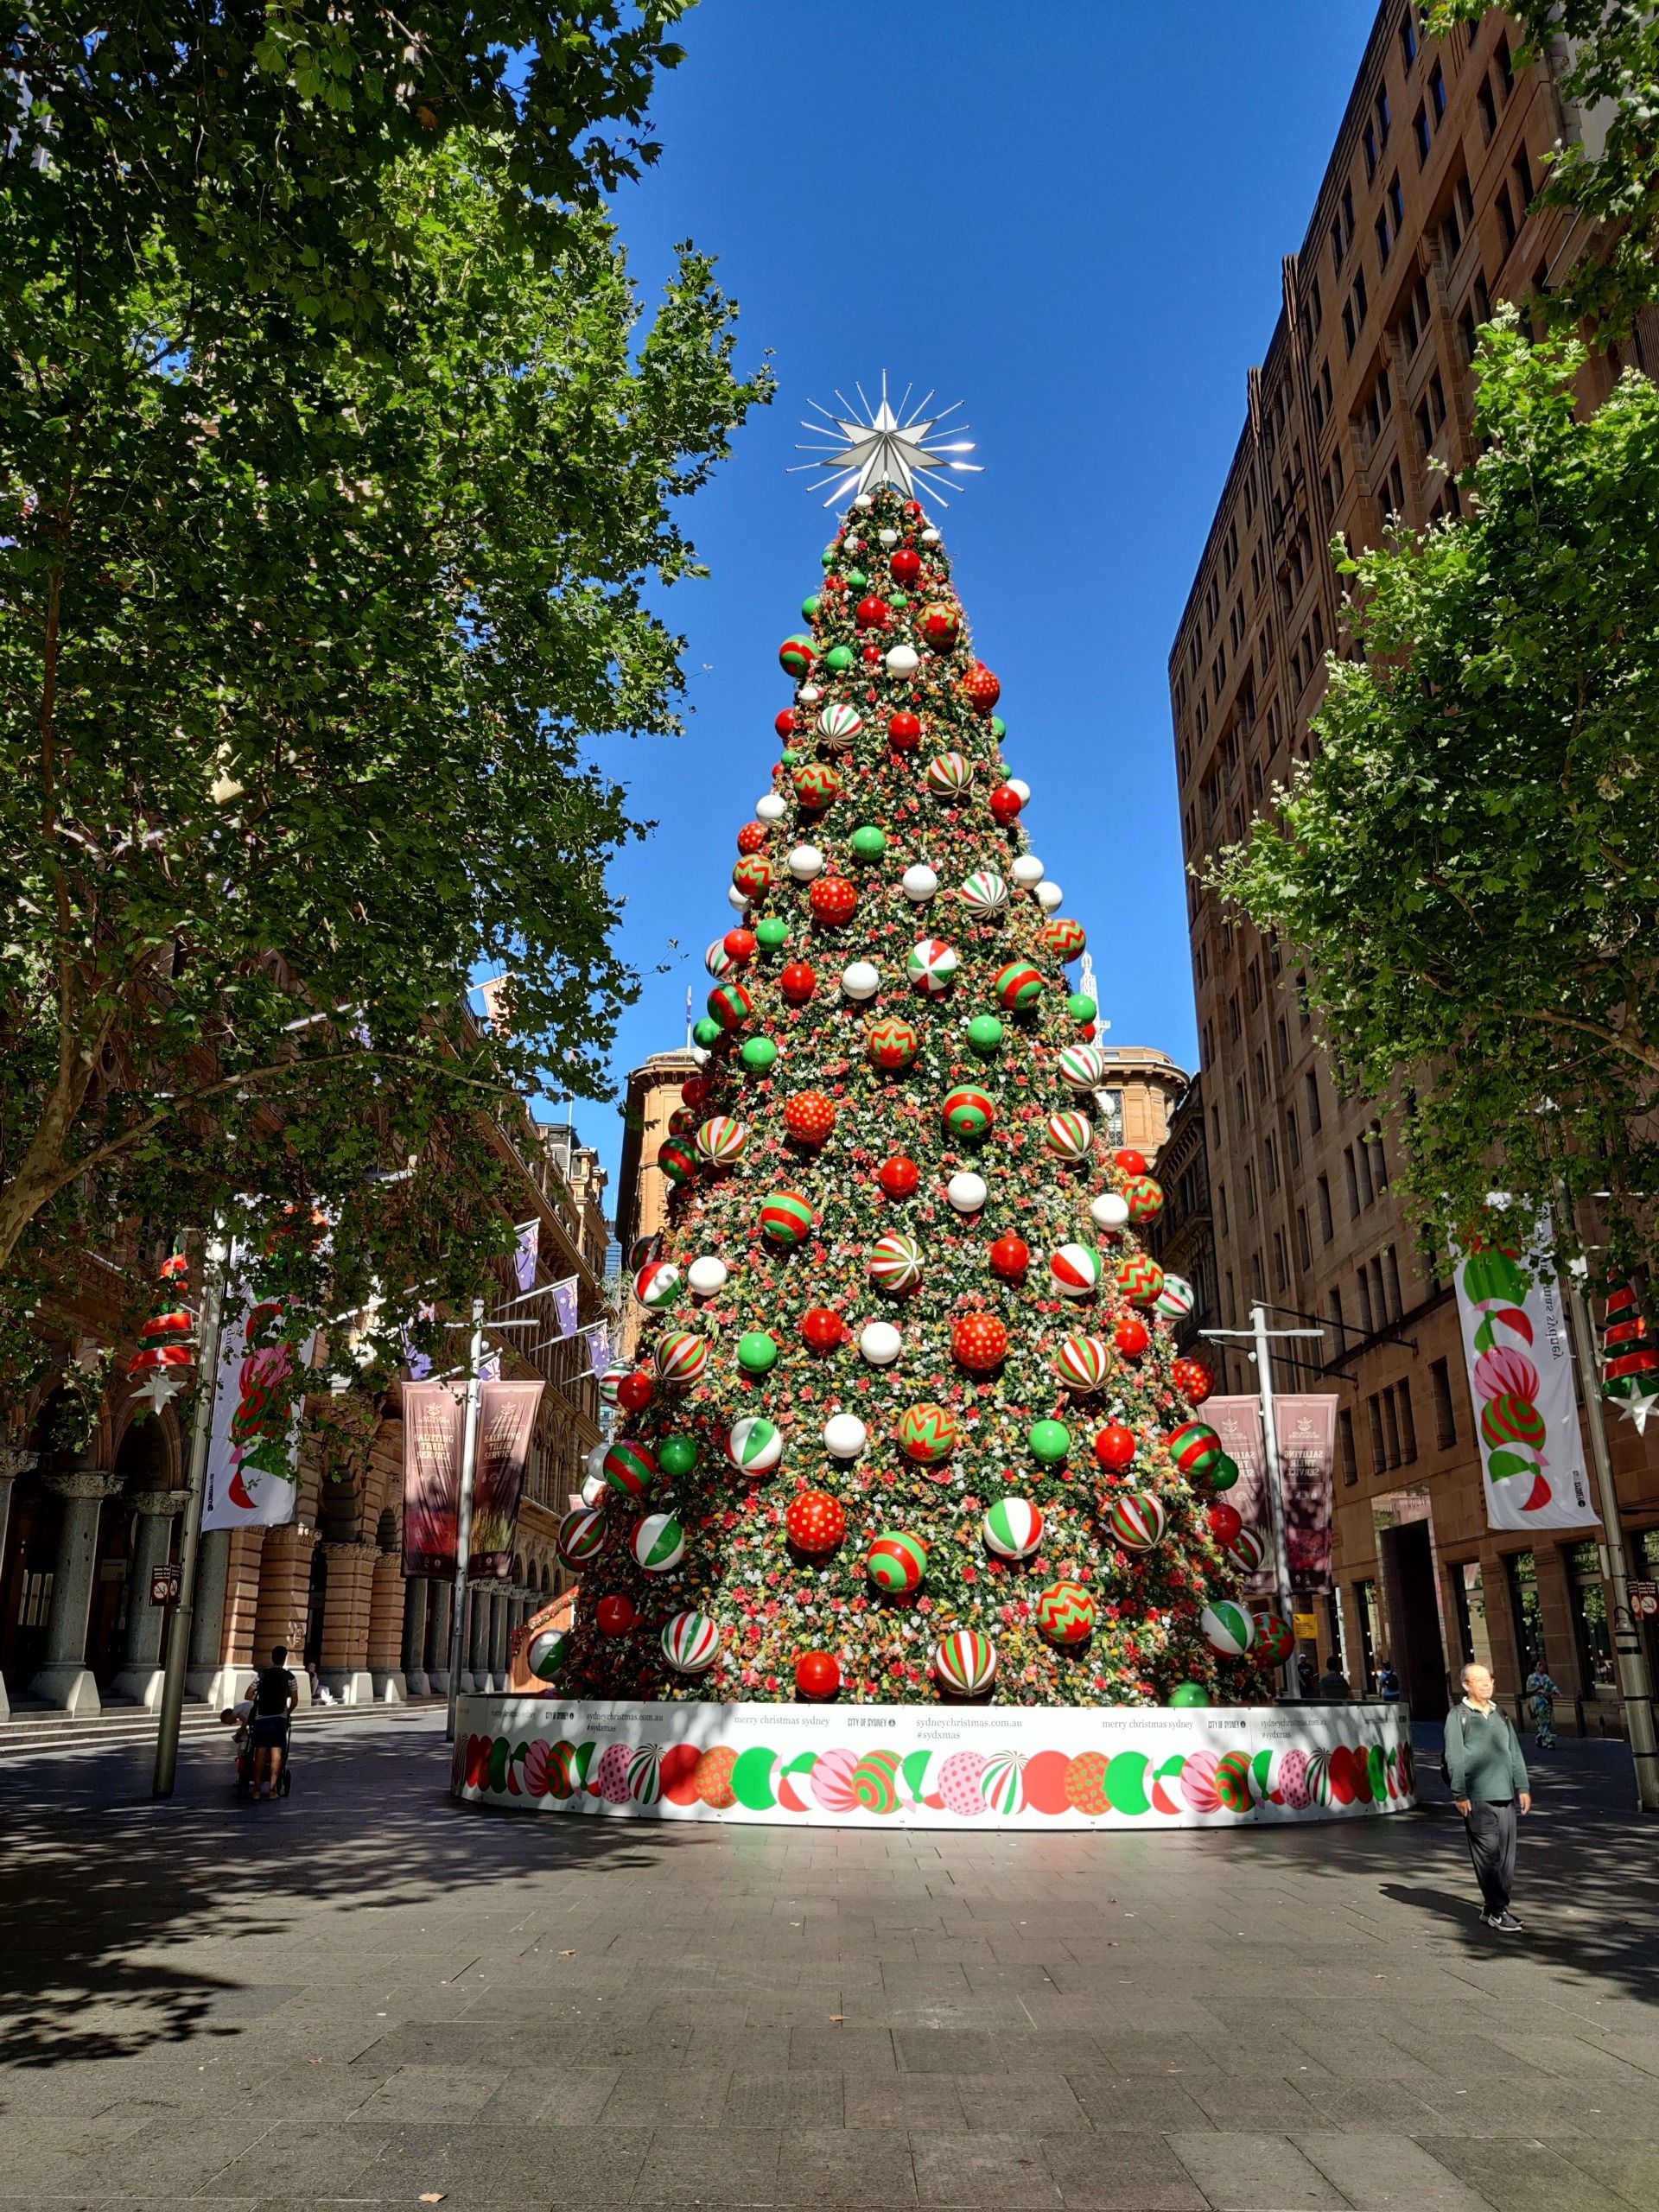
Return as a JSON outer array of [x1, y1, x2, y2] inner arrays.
[[1464, 1798, 1517, 1913]]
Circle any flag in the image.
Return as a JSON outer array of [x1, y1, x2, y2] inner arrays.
[[586, 1323, 612, 1377], [550, 1279, 579, 1339], [514, 1219, 539, 1293]]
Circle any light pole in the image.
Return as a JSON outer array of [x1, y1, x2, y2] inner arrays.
[[153, 1230, 229, 1799], [1204, 1304, 1325, 1700], [444, 1297, 486, 1746]]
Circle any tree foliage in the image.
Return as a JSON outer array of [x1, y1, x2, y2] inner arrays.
[[1432, 0, 1659, 336], [0, 3, 771, 1370], [1211, 316, 1659, 1280]]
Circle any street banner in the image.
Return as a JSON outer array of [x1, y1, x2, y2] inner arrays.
[[1205, 1396, 1337, 1594], [202, 1249, 314, 1532], [470, 1379, 544, 1580], [401, 1380, 467, 1577], [1452, 1224, 1599, 1532]]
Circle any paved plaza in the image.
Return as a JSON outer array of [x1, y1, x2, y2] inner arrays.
[[1, 1712, 1656, 2212]]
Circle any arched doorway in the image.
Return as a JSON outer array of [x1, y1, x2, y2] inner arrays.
[[0, 1390, 79, 1698]]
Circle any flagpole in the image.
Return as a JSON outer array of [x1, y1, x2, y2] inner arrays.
[[444, 1297, 486, 1745], [153, 1227, 229, 1798]]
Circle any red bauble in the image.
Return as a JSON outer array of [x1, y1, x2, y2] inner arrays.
[[1093, 1421, 1136, 1471], [800, 1306, 845, 1352], [952, 1313, 1009, 1372], [796, 1649, 842, 1700], [617, 1371, 654, 1414], [779, 961, 817, 1004], [736, 821, 767, 855], [660, 1743, 702, 1803], [861, 643, 883, 664], [855, 594, 892, 630], [988, 783, 1024, 824], [809, 874, 858, 925], [890, 547, 921, 585], [989, 1234, 1031, 1281], [903, 500, 924, 518], [1081, 1022, 1097, 1042], [1113, 1147, 1149, 1176], [1113, 1315, 1150, 1358], [680, 1076, 709, 1109], [774, 709, 797, 740], [963, 661, 1001, 714], [1206, 1502, 1244, 1547], [723, 927, 758, 962], [785, 1090, 837, 1146], [888, 711, 922, 750], [595, 1595, 637, 1637], [785, 1490, 847, 1554], [878, 1154, 920, 1199], [1172, 1355, 1214, 1404]]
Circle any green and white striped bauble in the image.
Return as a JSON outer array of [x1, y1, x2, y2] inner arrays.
[[906, 937, 959, 995], [704, 938, 736, 978], [655, 1331, 709, 1387], [979, 1751, 1025, 1815], [632, 1258, 683, 1311], [526, 1627, 569, 1681], [1046, 1109, 1094, 1160], [696, 1114, 748, 1166], [958, 869, 1009, 914], [1058, 1042, 1107, 1091], [727, 1416, 783, 1475], [631, 1512, 686, 1573], [628, 1746, 664, 1805], [661, 1611, 721, 1674], [598, 1364, 631, 1408], [556, 1506, 608, 1567], [817, 700, 862, 748], [1108, 1491, 1166, 1551], [982, 1497, 1045, 1560], [868, 1233, 924, 1292], [602, 1440, 658, 1499], [1052, 1333, 1109, 1392], [1154, 1272, 1196, 1321], [933, 1629, 997, 1695], [1201, 1599, 1255, 1658]]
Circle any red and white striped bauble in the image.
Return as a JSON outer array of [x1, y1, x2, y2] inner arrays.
[[982, 1497, 1045, 1560], [696, 1115, 747, 1166], [655, 1331, 710, 1388], [1052, 1334, 1109, 1393], [1050, 1243, 1103, 1299], [868, 1233, 924, 1293], [1057, 1043, 1107, 1091], [816, 701, 862, 749], [958, 869, 1008, 914], [1225, 1526, 1268, 1574], [906, 938, 959, 995], [1108, 1491, 1166, 1551], [661, 1611, 721, 1674], [933, 1630, 998, 1696], [1045, 1110, 1094, 1161], [704, 938, 737, 978], [925, 752, 974, 798]]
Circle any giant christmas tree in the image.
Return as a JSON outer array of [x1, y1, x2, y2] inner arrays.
[[559, 420, 1281, 1709]]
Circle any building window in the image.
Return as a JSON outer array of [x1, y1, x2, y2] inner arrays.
[[1429, 60, 1446, 122], [1375, 208, 1391, 267], [1218, 1181, 1230, 1236], [1342, 298, 1357, 355], [1235, 1077, 1249, 1130], [1098, 1090, 1124, 1147], [1244, 1159, 1258, 1217], [1264, 1133, 1280, 1194], [1495, 31, 1513, 98], [1429, 1356, 1458, 1448], [1251, 1249, 1265, 1300], [1286, 1108, 1300, 1168], [1383, 1244, 1405, 1320], [1304, 1069, 1321, 1132], [1477, 73, 1497, 141], [1353, 270, 1369, 328], [1506, 1550, 1544, 1675], [1401, 10, 1418, 69], [1329, 1285, 1344, 1333], [1273, 1229, 1289, 1290], [1567, 1540, 1616, 1693], [1449, 1560, 1492, 1668], [1395, 1377, 1418, 1462], [1296, 1206, 1312, 1268], [1317, 1173, 1334, 1243], [1344, 1147, 1362, 1218], [1514, 146, 1535, 211], [1366, 1392, 1389, 1474], [1254, 1046, 1268, 1103], [1275, 1014, 1290, 1072], [1340, 1409, 1361, 1487], [20, 1567, 53, 1628], [1363, 118, 1379, 181], [1376, 86, 1391, 146], [1247, 958, 1262, 1009], [1498, 182, 1517, 249], [1414, 102, 1431, 166], [1228, 992, 1242, 1040]]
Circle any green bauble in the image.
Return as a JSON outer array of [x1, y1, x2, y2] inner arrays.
[[801, 594, 821, 620], [1067, 993, 1097, 1022], [755, 917, 789, 950], [780, 747, 800, 766], [1207, 1452, 1240, 1492], [989, 715, 1007, 742], [887, 592, 909, 609], [823, 645, 855, 673], [845, 567, 868, 591], [966, 1014, 1004, 1056], [1169, 1682, 1211, 1708], [821, 548, 836, 569], [850, 826, 887, 861], [658, 1435, 698, 1478], [691, 1017, 722, 1049], [1028, 1419, 1071, 1465], [741, 1036, 779, 1073], [737, 1331, 779, 1376]]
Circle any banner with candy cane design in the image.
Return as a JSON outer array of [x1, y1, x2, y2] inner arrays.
[[1452, 1221, 1599, 1533]]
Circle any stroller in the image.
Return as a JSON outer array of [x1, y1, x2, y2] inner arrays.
[[225, 1699, 293, 1799]]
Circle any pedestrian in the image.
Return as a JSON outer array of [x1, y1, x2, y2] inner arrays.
[[249, 1644, 299, 1801], [1445, 1660, 1531, 1933], [1295, 1652, 1318, 1699], [1523, 1663, 1561, 1751], [1376, 1657, 1402, 1700], [1318, 1653, 1352, 1700]]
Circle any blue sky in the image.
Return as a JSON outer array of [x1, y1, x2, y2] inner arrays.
[[571, 1, 1376, 1192]]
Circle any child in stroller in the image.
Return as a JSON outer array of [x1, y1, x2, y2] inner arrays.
[[222, 1678, 292, 1798]]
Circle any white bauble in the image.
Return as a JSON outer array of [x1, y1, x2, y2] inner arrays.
[[728, 885, 751, 911], [756, 792, 787, 823], [1036, 880, 1064, 912], [858, 1319, 903, 1366], [580, 1473, 607, 1509], [921, 527, 941, 545], [885, 643, 920, 677], [585, 1441, 609, 1484], [853, 493, 874, 510], [841, 960, 881, 1001], [1010, 854, 1045, 887], [877, 527, 899, 547], [901, 863, 939, 903], [1090, 1191, 1131, 1232], [843, 536, 863, 552], [798, 682, 822, 705], [787, 844, 824, 882], [690, 1044, 710, 1065], [823, 1413, 868, 1459], [1007, 777, 1032, 803], [947, 1171, 988, 1214], [686, 1254, 728, 1295]]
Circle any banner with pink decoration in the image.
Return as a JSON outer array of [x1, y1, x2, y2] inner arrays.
[[1451, 1221, 1599, 1533]]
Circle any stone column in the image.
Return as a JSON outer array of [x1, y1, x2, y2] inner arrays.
[[402, 1578, 431, 1698], [488, 1586, 510, 1686], [0, 1446, 37, 1721], [426, 1578, 452, 1696], [253, 1521, 317, 1687], [466, 1583, 491, 1691], [185, 1527, 237, 1707], [108, 1490, 179, 1708], [319, 1540, 375, 1704], [29, 1465, 121, 1715], [367, 1548, 406, 1702]]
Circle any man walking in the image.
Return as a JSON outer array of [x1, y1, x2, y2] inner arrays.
[[249, 1644, 299, 1801], [1446, 1660, 1531, 1932]]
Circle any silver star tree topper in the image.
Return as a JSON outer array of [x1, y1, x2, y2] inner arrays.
[[791, 373, 982, 507]]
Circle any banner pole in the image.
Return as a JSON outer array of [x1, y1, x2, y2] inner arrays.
[[153, 1227, 229, 1799], [1248, 1304, 1300, 1703], [444, 1298, 486, 1746]]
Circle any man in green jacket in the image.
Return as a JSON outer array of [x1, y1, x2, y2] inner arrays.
[[1446, 1661, 1532, 1932]]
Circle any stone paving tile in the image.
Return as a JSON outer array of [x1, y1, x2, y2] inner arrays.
[[1167, 2129, 1350, 2210], [1042, 2132, 1211, 2212], [1294, 2131, 1497, 2210], [631, 2126, 783, 2207], [909, 2130, 1064, 2209], [721, 2072, 845, 2129], [598, 2069, 733, 2126], [1416, 2136, 1639, 2212], [841, 2074, 968, 2131], [1556, 2140, 1659, 2211], [1063, 2075, 1217, 2133]]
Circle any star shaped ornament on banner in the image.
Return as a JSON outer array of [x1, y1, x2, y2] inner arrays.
[[791, 372, 982, 507]]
